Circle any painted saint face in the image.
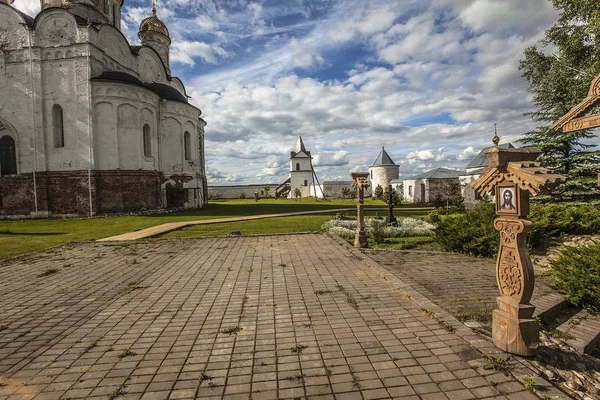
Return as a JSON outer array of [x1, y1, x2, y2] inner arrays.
[[501, 189, 515, 210]]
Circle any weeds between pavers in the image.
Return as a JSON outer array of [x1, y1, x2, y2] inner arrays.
[[420, 308, 456, 332], [198, 371, 214, 384], [221, 326, 243, 335], [290, 344, 307, 354], [314, 290, 334, 295], [117, 348, 136, 359], [335, 284, 359, 309], [83, 340, 98, 354], [285, 374, 305, 383], [108, 384, 126, 400], [37, 268, 58, 277], [522, 376, 537, 393], [483, 355, 512, 376], [543, 327, 575, 340]]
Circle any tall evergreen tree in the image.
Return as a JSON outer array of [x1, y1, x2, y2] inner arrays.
[[519, 0, 600, 203]]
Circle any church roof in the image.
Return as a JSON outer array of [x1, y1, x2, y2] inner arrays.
[[372, 147, 396, 166], [296, 136, 307, 153], [466, 143, 515, 169], [290, 135, 311, 158], [407, 167, 464, 180], [93, 71, 187, 103], [139, 6, 169, 37]]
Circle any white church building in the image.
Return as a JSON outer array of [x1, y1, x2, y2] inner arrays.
[[0, 0, 207, 217]]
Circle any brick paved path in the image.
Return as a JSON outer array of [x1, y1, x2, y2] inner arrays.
[[365, 251, 553, 331], [0, 235, 544, 399]]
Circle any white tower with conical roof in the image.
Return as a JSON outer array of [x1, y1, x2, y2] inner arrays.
[[289, 136, 317, 198], [369, 146, 399, 197]]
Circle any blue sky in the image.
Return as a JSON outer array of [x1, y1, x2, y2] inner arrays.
[[17, 0, 560, 184]]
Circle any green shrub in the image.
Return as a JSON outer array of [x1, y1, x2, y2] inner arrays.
[[374, 185, 384, 200], [433, 203, 498, 258], [550, 244, 600, 309], [529, 203, 600, 249], [431, 202, 600, 258]]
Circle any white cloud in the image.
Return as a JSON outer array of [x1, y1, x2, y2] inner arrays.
[[13, 0, 39, 17], [457, 146, 480, 160], [171, 40, 229, 66], [289, 39, 325, 69], [313, 151, 349, 167]]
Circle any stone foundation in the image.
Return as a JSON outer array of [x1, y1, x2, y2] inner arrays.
[[0, 170, 182, 217]]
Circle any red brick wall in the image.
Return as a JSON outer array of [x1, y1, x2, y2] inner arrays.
[[0, 170, 165, 216], [95, 170, 163, 213]]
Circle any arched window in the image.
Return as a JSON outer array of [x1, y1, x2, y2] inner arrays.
[[295, 163, 300, 171], [303, 180, 308, 186], [53, 104, 64, 148], [143, 124, 152, 157], [0, 135, 17, 176], [184, 131, 192, 161]]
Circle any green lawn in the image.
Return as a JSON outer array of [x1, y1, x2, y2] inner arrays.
[[0, 198, 430, 260], [162, 215, 334, 238]]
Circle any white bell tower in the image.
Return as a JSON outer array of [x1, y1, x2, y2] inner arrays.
[[289, 136, 317, 198]]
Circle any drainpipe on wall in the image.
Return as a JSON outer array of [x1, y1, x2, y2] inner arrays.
[[86, 36, 94, 217], [159, 99, 165, 207], [27, 27, 39, 216]]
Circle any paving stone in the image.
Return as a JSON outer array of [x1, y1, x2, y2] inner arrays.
[[0, 235, 543, 399]]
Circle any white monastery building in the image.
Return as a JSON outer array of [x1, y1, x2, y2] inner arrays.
[[0, 0, 207, 217], [369, 146, 399, 196]]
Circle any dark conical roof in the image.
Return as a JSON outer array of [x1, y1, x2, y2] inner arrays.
[[372, 147, 396, 166]]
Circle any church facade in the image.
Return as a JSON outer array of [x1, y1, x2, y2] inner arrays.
[[0, 0, 207, 217]]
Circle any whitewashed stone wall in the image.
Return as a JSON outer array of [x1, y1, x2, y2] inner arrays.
[[0, 3, 206, 214]]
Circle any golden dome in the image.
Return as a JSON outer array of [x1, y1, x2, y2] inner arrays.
[[139, 6, 169, 37]]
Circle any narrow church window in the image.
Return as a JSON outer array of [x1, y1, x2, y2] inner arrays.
[[295, 163, 300, 171], [143, 124, 152, 157], [103, 0, 107, 13], [184, 131, 192, 161], [303, 180, 308, 186], [113, 4, 119, 26], [0, 135, 17, 176], [408, 186, 413, 196], [52, 104, 64, 148]]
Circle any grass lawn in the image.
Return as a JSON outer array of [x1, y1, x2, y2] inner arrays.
[[162, 215, 334, 238], [164, 208, 434, 241], [371, 236, 442, 251], [0, 198, 430, 260]]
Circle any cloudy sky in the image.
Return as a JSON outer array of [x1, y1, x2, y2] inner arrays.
[[17, 0, 559, 184]]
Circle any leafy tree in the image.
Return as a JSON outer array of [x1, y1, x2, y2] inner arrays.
[[519, 0, 600, 203], [263, 184, 271, 198], [294, 187, 302, 200], [374, 185, 384, 200]]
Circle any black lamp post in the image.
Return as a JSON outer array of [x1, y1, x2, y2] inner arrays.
[[386, 184, 397, 224]]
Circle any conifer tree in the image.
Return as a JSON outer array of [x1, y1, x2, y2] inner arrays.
[[519, 0, 600, 203]]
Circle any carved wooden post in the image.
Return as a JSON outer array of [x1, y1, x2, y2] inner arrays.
[[472, 147, 566, 356], [351, 172, 370, 248]]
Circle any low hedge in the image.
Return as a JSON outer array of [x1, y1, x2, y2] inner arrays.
[[550, 244, 600, 309], [431, 202, 600, 258]]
